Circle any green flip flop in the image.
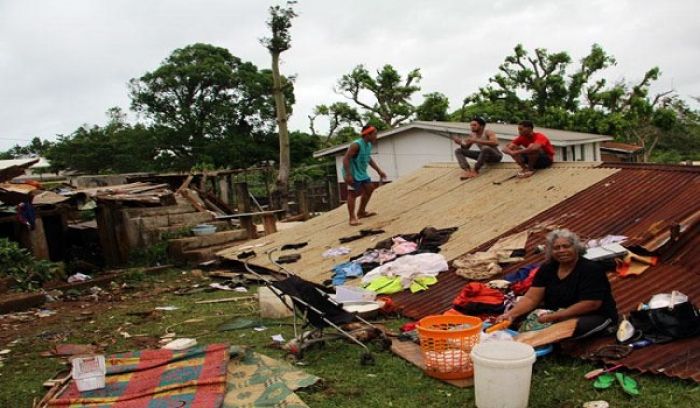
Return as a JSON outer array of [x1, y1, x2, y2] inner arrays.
[[615, 372, 640, 396], [593, 373, 615, 390]]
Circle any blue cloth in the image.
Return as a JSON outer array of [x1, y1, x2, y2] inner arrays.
[[331, 262, 364, 286], [341, 138, 372, 181], [504, 263, 539, 283]]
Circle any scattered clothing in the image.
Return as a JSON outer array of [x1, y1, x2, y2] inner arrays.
[[453, 231, 530, 280], [616, 250, 658, 277], [391, 237, 418, 255], [504, 264, 540, 295], [453, 282, 505, 316], [362, 253, 448, 294], [374, 227, 457, 254], [331, 262, 364, 286], [364, 276, 404, 295], [519, 309, 554, 332], [453, 252, 502, 280], [322, 246, 351, 258]]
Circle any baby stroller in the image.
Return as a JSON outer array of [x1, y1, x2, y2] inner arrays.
[[239, 247, 391, 365]]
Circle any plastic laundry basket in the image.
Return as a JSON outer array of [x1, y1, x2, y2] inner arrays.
[[417, 315, 482, 380], [470, 341, 536, 408]]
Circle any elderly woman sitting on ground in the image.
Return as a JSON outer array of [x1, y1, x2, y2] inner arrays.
[[497, 229, 618, 339]]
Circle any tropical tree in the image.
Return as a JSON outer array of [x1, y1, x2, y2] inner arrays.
[[129, 43, 284, 171], [311, 64, 426, 145], [335, 64, 422, 128], [261, 1, 297, 211], [458, 43, 689, 161], [308, 102, 363, 143], [416, 92, 450, 121]]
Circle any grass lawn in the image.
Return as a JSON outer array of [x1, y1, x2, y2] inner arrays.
[[1, 268, 698, 407]]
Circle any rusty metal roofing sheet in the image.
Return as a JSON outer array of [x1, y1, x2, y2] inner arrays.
[[392, 163, 700, 381]]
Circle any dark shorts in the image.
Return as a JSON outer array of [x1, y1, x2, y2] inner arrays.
[[348, 178, 371, 192], [573, 314, 616, 339], [525, 151, 553, 169]]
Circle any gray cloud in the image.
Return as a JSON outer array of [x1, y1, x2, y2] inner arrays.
[[0, 0, 698, 150]]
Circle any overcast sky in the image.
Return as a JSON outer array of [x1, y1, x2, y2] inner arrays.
[[1, 0, 698, 150]]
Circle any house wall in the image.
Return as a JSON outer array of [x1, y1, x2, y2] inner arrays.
[[332, 129, 602, 182]]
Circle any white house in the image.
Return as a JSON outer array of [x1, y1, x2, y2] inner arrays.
[[313, 121, 613, 187]]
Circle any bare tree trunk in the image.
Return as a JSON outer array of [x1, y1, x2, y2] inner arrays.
[[271, 51, 290, 212]]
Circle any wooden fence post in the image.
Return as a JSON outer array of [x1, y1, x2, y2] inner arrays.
[[327, 175, 340, 209], [295, 181, 310, 220], [235, 182, 257, 239]]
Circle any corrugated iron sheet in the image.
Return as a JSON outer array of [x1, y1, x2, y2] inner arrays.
[[392, 163, 700, 381]]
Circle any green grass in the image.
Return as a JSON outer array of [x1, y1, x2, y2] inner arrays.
[[1, 268, 698, 407]]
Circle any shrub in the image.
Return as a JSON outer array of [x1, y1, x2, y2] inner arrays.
[[0, 238, 63, 291]]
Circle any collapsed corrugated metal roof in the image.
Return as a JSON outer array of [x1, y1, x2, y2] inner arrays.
[[392, 162, 700, 381]]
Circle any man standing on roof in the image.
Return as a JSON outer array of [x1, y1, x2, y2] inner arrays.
[[452, 116, 503, 179], [342, 125, 387, 226], [502, 120, 555, 178]]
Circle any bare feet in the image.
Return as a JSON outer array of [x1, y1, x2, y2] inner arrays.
[[349, 218, 362, 226], [517, 170, 534, 178], [461, 170, 479, 180], [358, 211, 377, 219]]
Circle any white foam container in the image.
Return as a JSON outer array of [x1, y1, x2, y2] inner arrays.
[[470, 341, 536, 408], [71, 355, 106, 392]]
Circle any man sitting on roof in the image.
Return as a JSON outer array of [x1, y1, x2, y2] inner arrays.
[[452, 116, 503, 179], [342, 125, 387, 226], [502, 120, 555, 178]]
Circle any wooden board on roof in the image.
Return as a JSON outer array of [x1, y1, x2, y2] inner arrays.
[[217, 162, 618, 284]]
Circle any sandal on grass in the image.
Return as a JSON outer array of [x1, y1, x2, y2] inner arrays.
[[615, 372, 640, 396], [593, 373, 615, 390]]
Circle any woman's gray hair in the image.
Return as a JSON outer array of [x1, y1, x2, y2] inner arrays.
[[544, 229, 586, 263]]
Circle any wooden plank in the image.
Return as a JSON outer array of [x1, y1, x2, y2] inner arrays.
[[168, 229, 248, 253], [181, 189, 208, 213], [95, 204, 120, 265], [514, 318, 578, 347], [295, 183, 310, 220], [215, 210, 285, 219], [218, 176, 230, 205], [262, 214, 277, 235], [175, 174, 194, 194], [235, 182, 252, 213], [16, 217, 50, 260]]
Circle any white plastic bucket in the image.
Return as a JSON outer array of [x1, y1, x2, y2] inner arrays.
[[470, 341, 536, 408]]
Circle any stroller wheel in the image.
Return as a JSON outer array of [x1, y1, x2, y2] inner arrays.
[[360, 352, 375, 366], [377, 337, 392, 351]]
